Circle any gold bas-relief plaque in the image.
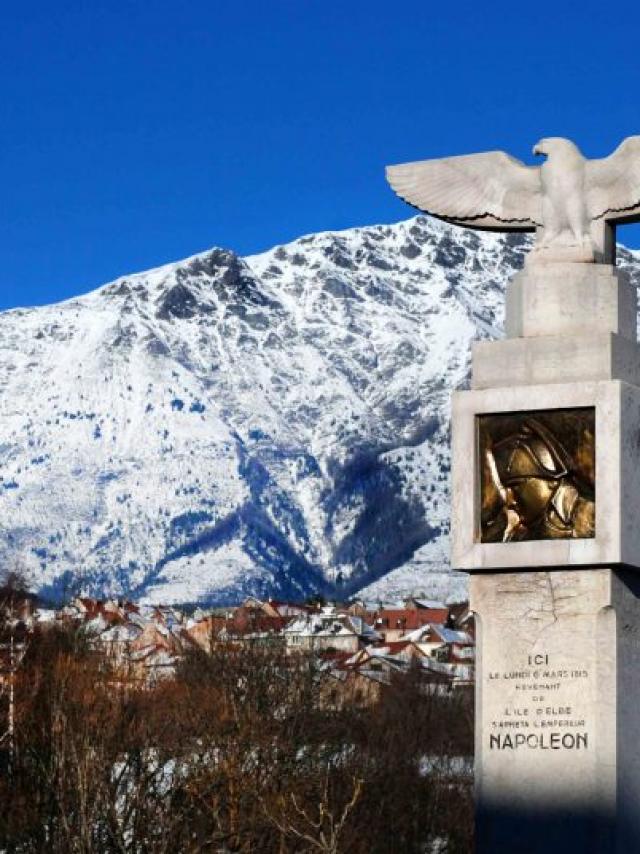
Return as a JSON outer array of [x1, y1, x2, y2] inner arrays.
[[478, 408, 595, 543]]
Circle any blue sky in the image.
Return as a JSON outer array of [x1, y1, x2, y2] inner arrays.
[[2, 0, 640, 310]]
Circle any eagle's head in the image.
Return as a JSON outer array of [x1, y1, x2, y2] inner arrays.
[[533, 137, 582, 160]]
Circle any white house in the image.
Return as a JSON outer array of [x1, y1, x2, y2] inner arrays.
[[283, 606, 360, 654]]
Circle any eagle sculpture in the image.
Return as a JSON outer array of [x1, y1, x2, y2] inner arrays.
[[386, 137, 640, 264]]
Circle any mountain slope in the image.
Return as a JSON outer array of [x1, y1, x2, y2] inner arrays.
[[2, 217, 637, 604]]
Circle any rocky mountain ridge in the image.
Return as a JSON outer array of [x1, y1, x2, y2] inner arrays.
[[2, 216, 638, 604]]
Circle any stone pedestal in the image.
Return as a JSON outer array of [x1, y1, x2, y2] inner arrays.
[[450, 263, 640, 852], [472, 568, 640, 853], [504, 264, 636, 340]]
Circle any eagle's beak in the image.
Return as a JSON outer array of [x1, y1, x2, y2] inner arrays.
[[533, 142, 544, 157]]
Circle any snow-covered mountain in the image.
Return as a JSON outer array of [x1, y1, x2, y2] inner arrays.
[[2, 217, 638, 605]]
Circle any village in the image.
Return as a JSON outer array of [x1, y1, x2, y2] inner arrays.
[[0, 584, 476, 852], [1, 589, 475, 701]]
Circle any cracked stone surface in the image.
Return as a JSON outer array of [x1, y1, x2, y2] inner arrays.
[[470, 568, 640, 851]]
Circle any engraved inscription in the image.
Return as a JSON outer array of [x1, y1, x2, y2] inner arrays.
[[486, 654, 590, 751]]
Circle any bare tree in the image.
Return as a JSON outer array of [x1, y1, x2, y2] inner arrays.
[[265, 771, 363, 854], [0, 631, 474, 853], [0, 568, 32, 773]]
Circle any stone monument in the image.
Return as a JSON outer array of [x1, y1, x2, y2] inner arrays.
[[387, 137, 640, 852]]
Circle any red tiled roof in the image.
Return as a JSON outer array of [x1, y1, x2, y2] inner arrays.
[[383, 640, 412, 654], [225, 607, 287, 635], [367, 608, 449, 631]]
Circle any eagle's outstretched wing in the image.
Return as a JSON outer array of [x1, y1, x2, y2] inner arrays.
[[386, 151, 542, 231], [587, 136, 640, 221]]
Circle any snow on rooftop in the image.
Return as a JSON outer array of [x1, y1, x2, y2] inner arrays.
[[412, 598, 447, 610]]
